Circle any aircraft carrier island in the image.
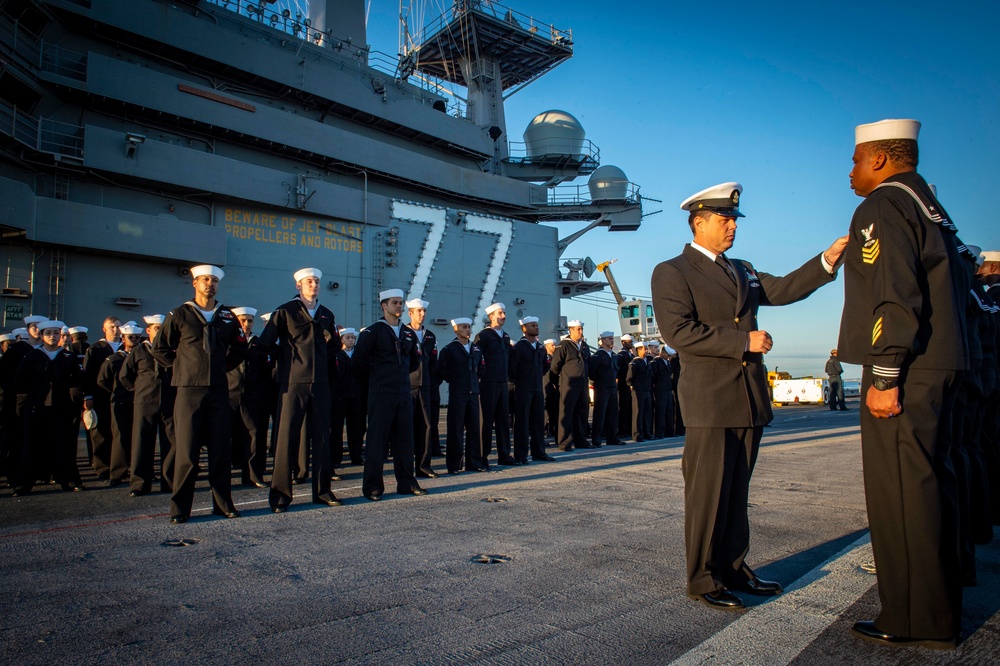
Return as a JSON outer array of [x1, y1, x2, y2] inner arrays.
[[0, 0, 645, 336]]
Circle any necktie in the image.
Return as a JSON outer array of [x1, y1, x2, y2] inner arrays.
[[716, 254, 736, 283]]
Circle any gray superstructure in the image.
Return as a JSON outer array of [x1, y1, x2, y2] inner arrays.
[[0, 0, 644, 338]]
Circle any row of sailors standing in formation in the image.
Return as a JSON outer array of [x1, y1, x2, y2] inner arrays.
[[0, 265, 684, 522]]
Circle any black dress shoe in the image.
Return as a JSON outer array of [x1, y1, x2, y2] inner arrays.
[[732, 576, 783, 596], [448, 469, 462, 475], [252, 481, 268, 489], [64, 483, 86, 492], [851, 620, 955, 650], [497, 458, 517, 466], [364, 492, 383, 501], [169, 515, 188, 524], [515, 458, 529, 465], [313, 494, 343, 507], [467, 466, 488, 473], [557, 446, 574, 452], [688, 589, 745, 610], [416, 470, 440, 479], [129, 490, 145, 497], [577, 443, 597, 449], [212, 507, 241, 519], [840, 407, 849, 411], [533, 454, 556, 461], [607, 441, 626, 446], [271, 506, 287, 514], [399, 486, 429, 496], [330, 474, 343, 482]]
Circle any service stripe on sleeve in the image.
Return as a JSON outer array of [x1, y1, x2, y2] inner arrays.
[[871, 317, 883, 346], [862, 239, 880, 265]]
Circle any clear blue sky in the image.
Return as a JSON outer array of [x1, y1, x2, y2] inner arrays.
[[363, 1, 999, 377]]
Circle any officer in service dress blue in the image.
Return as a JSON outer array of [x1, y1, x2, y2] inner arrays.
[[651, 181, 845, 610]]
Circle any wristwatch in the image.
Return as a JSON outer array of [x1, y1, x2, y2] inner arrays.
[[872, 377, 898, 391]]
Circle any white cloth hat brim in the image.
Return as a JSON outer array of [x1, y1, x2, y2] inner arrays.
[[294, 268, 322, 282], [855, 119, 920, 145], [191, 265, 224, 280]]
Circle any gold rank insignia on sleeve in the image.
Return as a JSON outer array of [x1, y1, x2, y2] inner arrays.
[[862, 239, 880, 264], [872, 316, 883, 346], [860, 223, 879, 264]]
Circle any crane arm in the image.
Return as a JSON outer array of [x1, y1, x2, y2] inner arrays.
[[596, 259, 625, 305]]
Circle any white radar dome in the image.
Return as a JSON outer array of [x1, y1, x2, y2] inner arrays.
[[523, 110, 585, 159], [588, 165, 629, 201]]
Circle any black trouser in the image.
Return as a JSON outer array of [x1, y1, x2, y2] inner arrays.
[[130, 401, 173, 494], [632, 389, 652, 440], [363, 391, 418, 496], [983, 388, 1000, 525], [232, 401, 254, 484], [965, 388, 993, 544], [557, 379, 589, 450], [1, 401, 21, 486], [241, 393, 271, 485], [545, 383, 560, 437], [480, 380, 511, 462], [860, 367, 961, 640], [951, 380, 975, 582], [16, 406, 80, 492], [270, 383, 333, 508], [828, 376, 846, 409], [109, 398, 133, 482], [513, 389, 545, 460], [654, 389, 675, 439], [430, 386, 443, 456], [170, 387, 233, 519], [447, 393, 483, 472], [682, 425, 761, 596], [591, 385, 619, 447], [412, 387, 434, 474], [617, 386, 632, 437], [90, 394, 113, 476], [331, 396, 365, 465]]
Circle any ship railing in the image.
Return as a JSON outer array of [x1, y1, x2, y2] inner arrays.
[[0, 99, 84, 159], [0, 100, 40, 149], [2, 8, 87, 81], [204, 0, 467, 119], [0, 9, 43, 65], [39, 119, 85, 159], [207, 0, 369, 59], [40, 44, 88, 81], [405, 0, 573, 55], [506, 140, 601, 169], [543, 181, 643, 206]]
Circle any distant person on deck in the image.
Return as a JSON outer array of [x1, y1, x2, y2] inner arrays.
[[825, 349, 848, 411]]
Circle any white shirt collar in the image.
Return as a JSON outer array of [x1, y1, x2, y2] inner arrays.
[[690, 241, 719, 262]]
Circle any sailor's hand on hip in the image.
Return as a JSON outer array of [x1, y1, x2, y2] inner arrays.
[[866, 386, 901, 419]]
